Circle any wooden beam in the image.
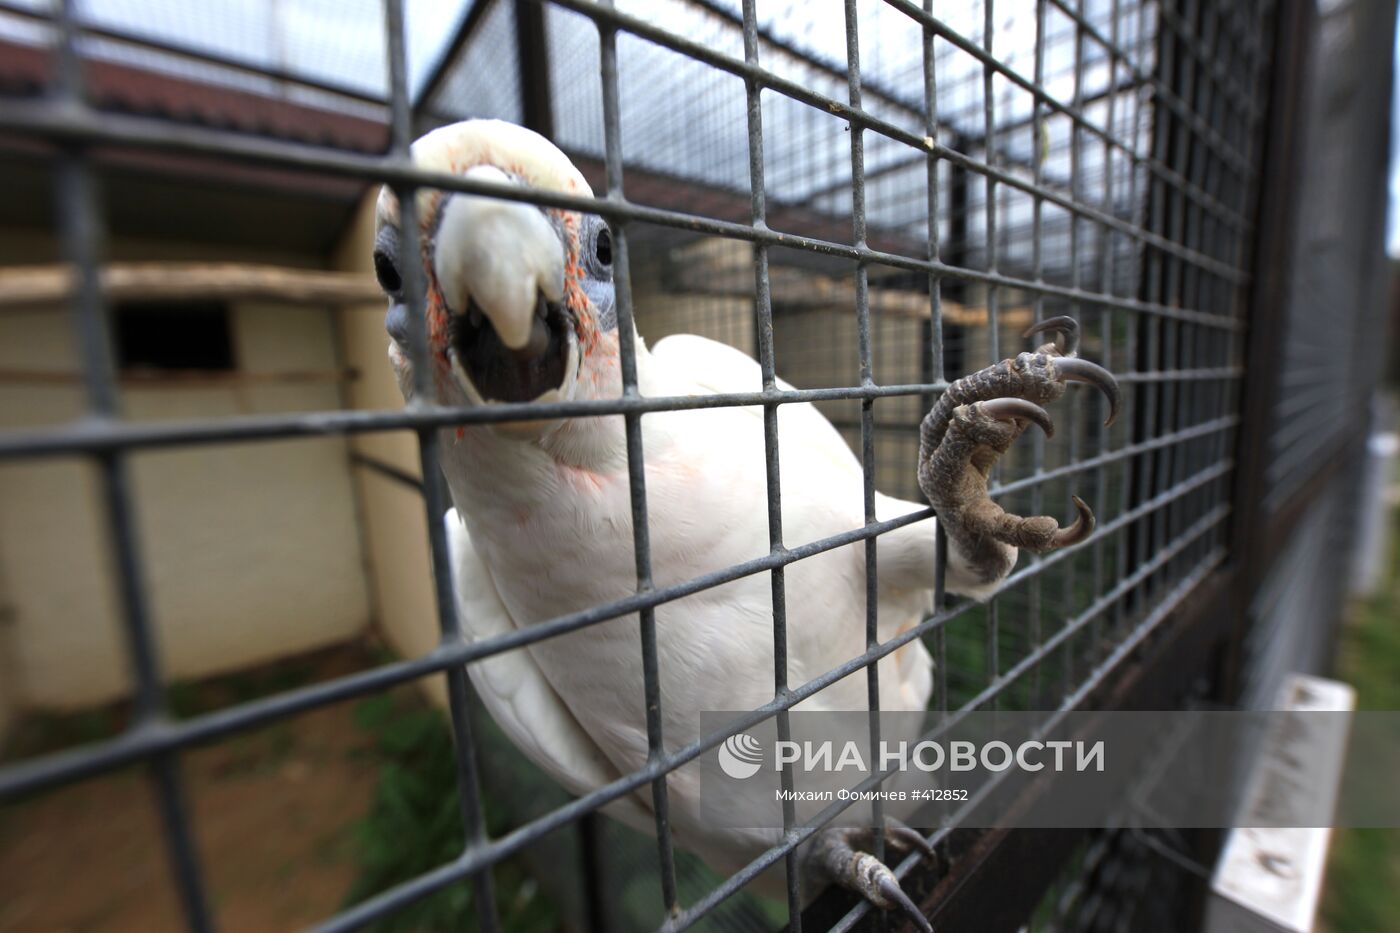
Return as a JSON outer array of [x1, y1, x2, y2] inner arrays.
[[0, 368, 358, 386], [0, 262, 382, 309], [665, 246, 1032, 326]]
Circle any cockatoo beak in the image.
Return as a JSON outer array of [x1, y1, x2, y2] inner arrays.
[[432, 165, 576, 405]]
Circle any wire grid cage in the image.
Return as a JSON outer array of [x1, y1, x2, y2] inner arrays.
[[0, 0, 1330, 931]]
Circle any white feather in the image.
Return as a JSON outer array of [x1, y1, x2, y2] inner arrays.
[[445, 510, 657, 833]]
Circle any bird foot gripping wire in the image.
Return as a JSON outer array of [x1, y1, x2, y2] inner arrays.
[[917, 316, 1122, 587], [809, 818, 938, 933]]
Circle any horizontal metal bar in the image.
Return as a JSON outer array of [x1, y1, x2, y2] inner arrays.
[[959, 506, 1229, 718], [874, 0, 1252, 236], [0, 361, 1246, 461], [1039, 0, 1257, 177], [1154, 0, 1259, 121], [1115, 367, 1242, 383], [0, 100, 1245, 331], [888, 0, 1255, 178], [546, 0, 1244, 285], [988, 414, 1237, 502], [0, 383, 938, 460], [801, 130, 1251, 238], [989, 458, 1232, 598], [689, 0, 931, 135], [0, 0, 389, 108]]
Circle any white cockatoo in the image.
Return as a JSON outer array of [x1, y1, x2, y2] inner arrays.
[[373, 120, 1119, 930]]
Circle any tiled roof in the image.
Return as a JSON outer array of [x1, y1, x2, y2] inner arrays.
[[0, 36, 388, 155]]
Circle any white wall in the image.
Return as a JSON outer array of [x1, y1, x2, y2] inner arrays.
[[0, 233, 371, 711]]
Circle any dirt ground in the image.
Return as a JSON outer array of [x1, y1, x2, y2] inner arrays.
[[0, 649, 383, 933]]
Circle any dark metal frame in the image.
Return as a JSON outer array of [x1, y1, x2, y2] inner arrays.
[[0, 0, 1338, 931]]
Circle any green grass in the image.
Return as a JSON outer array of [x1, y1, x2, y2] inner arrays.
[[1321, 508, 1400, 933], [342, 693, 560, 933], [342, 688, 785, 932]]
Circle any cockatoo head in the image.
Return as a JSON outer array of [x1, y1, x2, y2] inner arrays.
[[374, 120, 619, 430]]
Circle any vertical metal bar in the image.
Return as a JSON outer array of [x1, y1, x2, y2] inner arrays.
[[1215, 0, 1270, 587], [982, 0, 1002, 709], [595, 5, 680, 916], [1160, 0, 1189, 585], [1060, 0, 1087, 695], [514, 0, 555, 138], [1133, 0, 1173, 620], [52, 3, 213, 929], [739, 1, 803, 925], [981, 1, 1000, 366], [946, 130, 970, 313], [1202, 0, 1230, 568], [935, 522, 949, 719], [1183, 3, 1214, 574], [923, 0, 950, 734], [842, 0, 887, 858], [923, 0, 944, 389], [382, 0, 499, 927], [1028, 0, 1048, 706], [1157, 0, 1194, 598], [1090, 0, 1121, 668], [1116, 0, 1150, 645], [578, 813, 609, 933]]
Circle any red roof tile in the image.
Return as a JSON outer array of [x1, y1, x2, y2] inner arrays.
[[0, 36, 388, 155]]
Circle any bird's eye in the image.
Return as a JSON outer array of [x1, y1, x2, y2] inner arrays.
[[594, 227, 612, 267], [374, 249, 402, 295]]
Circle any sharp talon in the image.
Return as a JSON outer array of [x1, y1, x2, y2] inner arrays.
[[876, 874, 933, 933], [884, 821, 936, 860], [979, 398, 1054, 438], [1051, 495, 1095, 547], [1052, 357, 1122, 426], [812, 827, 935, 931], [1022, 314, 1080, 356]]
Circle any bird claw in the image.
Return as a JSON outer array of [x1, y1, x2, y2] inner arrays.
[[917, 317, 1120, 581], [810, 823, 935, 933], [978, 398, 1055, 438], [876, 871, 933, 933], [1053, 495, 1095, 548], [881, 818, 936, 861], [1052, 357, 1121, 426], [1022, 313, 1081, 356]]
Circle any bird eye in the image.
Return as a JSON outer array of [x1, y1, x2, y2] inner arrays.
[[594, 227, 612, 267], [373, 249, 402, 295]]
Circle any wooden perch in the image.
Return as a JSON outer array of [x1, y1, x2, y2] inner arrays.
[[0, 262, 383, 309]]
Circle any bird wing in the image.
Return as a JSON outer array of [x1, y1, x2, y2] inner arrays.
[[653, 333, 943, 598], [446, 510, 655, 830], [649, 333, 860, 479]]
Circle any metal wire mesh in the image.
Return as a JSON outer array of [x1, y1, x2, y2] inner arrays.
[[0, 0, 1302, 930]]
